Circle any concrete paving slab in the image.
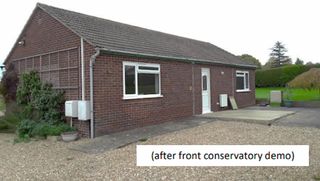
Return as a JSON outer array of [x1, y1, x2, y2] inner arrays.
[[68, 106, 320, 155], [70, 117, 213, 154], [248, 106, 320, 128], [199, 109, 295, 125]]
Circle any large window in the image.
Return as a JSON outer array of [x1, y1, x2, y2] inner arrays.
[[123, 62, 161, 99], [236, 71, 250, 92]]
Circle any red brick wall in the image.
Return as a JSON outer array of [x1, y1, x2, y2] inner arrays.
[[234, 69, 256, 108], [93, 55, 194, 136], [189, 65, 255, 113], [92, 54, 256, 136], [5, 8, 83, 101], [6, 8, 80, 61], [5, 7, 91, 136]]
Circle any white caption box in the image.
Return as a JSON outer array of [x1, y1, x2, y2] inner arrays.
[[136, 145, 309, 166]]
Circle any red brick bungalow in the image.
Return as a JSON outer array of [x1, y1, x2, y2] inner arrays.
[[4, 3, 256, 138]]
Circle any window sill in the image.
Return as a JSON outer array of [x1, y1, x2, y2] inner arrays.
[[123, 94, 163, 100], [236, 89, 251, 93]]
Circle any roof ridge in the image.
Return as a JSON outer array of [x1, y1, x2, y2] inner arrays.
[[36, 3, 211, 46]]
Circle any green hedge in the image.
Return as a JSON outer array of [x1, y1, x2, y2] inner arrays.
[[256, 65, 310, 87]]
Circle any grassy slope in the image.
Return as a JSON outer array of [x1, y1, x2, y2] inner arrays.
[[256, 87, 320, 101], [0, 97, 5, 112]]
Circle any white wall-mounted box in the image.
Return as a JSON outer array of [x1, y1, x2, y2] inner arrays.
[[219, 94, 228, 107], [78, 101, 90, 121], [65, 100, 78, 117], [270, 90, 282, 103]]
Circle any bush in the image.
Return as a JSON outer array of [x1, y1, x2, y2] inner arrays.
[[256, 65, 309, 87], [15, 120, 74, 142], [288, 68, 320, 89], [0, 113, 21, 132], [16, 71, 42, 106], [31, 122, 75, 137], [14, 71, 71, 140], [0, 121, 9, 130], [0, 63, 19, 103], [16, 71, 65, 123], [16, 119, 36, 139], [0, 102, 23, 132]]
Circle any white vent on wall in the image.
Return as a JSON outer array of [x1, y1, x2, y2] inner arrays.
[[219, 94, 228, 107]]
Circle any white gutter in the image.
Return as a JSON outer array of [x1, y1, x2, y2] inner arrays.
[[81, 38, 85, 100], [89, 48, 100, 139]]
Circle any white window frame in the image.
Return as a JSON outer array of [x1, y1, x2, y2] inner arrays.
[[123, 61, 162, 99], [236, 70, 250, 92]]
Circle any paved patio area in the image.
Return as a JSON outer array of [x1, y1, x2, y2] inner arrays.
[[71, 107, 298, 154], [70, 117, 214, 154], [199, 109, 295, 125], [246, 106, 320, 128]]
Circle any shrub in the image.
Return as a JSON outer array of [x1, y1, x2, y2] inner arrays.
[[15, 120, 75, 142], [16, 71, 42, 106], [0, 102, 23, 132], [16, 71, 64, 123], [14, 71, 71, 140], [0, 121, 9, 130], [31, 122, 75, 137], [0, 113, 20, 132], [288, 68, 320, 89], [16, 119, 37, 139], [0, 97, 5, 111], [256, 65, 309, 87], [33, 84, 64, 124], [0, 63, 19, 103]]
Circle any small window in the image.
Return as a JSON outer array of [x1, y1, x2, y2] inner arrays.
[[202, 75, 207, 91], [138, 66, 159, 71], [236, 71, 250, 92], [125, 65, 135, 94], [123, 62, 161, 99]]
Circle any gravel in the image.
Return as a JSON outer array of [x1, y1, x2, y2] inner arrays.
[[0, 121, 319, 181]]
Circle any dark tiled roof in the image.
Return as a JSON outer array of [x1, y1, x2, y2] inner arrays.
[[37, 3, 255, 68]]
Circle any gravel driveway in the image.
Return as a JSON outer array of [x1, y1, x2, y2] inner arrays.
[[1, 121, 319, 181]]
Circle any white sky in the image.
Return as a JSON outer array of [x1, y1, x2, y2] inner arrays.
[[1, 0, 320, 65]]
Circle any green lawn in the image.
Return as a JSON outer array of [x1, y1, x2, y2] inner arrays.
[[256, 87, 320, 101]]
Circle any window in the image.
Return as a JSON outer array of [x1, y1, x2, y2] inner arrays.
[[202, 75, 207, 91], [236, 71, 250, 92], [123, 62, 161, 99]]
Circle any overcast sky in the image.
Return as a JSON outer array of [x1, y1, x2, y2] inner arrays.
[[1, 0, 320, 65]]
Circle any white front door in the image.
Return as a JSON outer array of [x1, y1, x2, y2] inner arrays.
[[201, 68, 211, 114]]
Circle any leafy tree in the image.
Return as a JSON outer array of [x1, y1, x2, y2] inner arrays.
[[262, 57, 276, 69], [238, 54, 261, 69], [295, 58, 304, 65], [286, 57, 293, 65], [270, 41, 291, 67], [306, 61, 314, 66]]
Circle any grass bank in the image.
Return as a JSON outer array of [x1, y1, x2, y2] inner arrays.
[[0, 96, 5, 111], [256, 87, 320, 101]]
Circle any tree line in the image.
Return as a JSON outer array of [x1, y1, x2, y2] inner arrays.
[[238, 41, 317, 69]]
